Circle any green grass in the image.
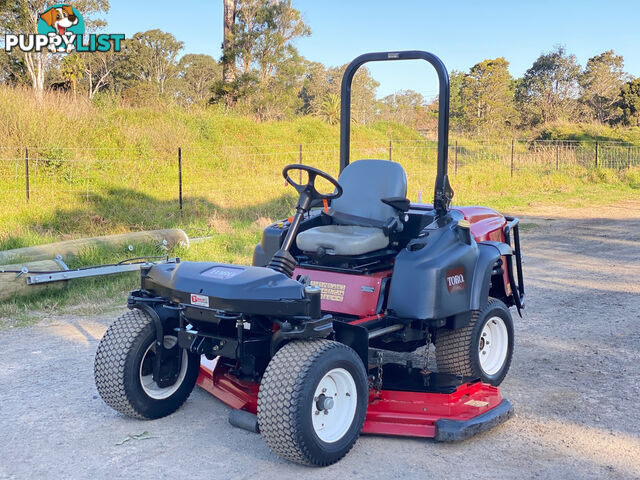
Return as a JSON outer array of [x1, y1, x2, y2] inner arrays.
[[0, 87, 639, 326]]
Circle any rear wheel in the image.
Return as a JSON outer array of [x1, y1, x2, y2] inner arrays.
[[94, 309, 200, 419], [257, 340, 368, 466], [435, 298, 514, 386]]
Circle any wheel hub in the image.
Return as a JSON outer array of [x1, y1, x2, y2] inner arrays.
[[478, 316, 509, 376], [140, 336, 189, 400], [311, 368, 357, 443], [316, 394, 334, 411]]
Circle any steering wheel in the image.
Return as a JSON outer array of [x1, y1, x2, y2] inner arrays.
[[282, 165, 343, 205]]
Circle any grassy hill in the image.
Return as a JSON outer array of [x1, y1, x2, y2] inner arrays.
[[0, 87, 638, 321]]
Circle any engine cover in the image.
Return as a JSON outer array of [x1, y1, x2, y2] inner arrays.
[[141, 262, 310, 316]]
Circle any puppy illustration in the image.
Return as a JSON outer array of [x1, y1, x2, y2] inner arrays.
[[40, 5, 78, 36]]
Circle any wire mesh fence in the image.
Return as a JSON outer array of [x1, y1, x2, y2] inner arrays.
[[0, 140, 638, 213]]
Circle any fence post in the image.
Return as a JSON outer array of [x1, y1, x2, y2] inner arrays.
[[298, 144, 302, 184], [389, 139, 392, 161], [555, 144, 559, 171], [595, 141, 598, 168], [627, 145, 631, 169], [510, 139, 514, 178], [454, 140, 458, 175], [178, 147, 182, 211], [24, 147, 29, 203]]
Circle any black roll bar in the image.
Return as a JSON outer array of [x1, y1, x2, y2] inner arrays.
[[339, 51, 454, 215]]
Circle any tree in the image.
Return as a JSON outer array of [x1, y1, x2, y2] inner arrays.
[[0, 0, 109, 97], [579, 50, 627, 124], [213, 0, 310, 116], [378, 90, 426, 128], [250, 0, 310, 84], [222, 0, 237, 86], [124, 30, 183, 95], [460, 57, 518, 136], [0, 51, 28, 86], [448, 70, 464, 132], [177, 54, 221, 104], [60, 54, 84, 96], [248, 49, 306, 119], [229, 0, 311, 79], [83, 50, 118, 98], [515, 46, 581, 125], [349, 67, 379, 125], [618, 78, 640, 126], [299, 60, 342, 115], [317, 93, 340, 125], [298, 61, 378, 124]]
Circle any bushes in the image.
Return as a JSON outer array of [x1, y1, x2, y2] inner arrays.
[[621, 167, 640, 188]]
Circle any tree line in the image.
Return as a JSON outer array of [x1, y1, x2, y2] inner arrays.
[[2, 0, 640, 135], [449, 47, 640, 135]]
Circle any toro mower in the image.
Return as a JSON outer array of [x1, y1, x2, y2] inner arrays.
[[94, 51, 525, 466]]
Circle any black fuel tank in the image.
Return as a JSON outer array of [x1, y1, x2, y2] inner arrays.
[[387, 213, 478, 320]]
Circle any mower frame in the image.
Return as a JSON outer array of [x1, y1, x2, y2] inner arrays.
[[95, 50, 525, 467]]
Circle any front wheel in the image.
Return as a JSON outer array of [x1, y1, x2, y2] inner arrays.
[[435, 298, 514, 386], [94, 309, 200, 419], [257, 340, 368, 466]]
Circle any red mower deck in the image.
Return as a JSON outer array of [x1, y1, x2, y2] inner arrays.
[[197, 357, 513, 442]]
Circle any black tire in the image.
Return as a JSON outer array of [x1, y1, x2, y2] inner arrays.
[[257, 340, 368, 466], [94, 309, 200, 419], [435, 298, 514, 386]]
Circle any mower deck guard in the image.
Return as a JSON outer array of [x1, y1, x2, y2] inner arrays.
[[197, 358, 513, 441]]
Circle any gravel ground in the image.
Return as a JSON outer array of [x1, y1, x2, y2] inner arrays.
[[1, 204, 639, 480]]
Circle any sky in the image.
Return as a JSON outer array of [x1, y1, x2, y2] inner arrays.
[[105, 0, 640, 100]]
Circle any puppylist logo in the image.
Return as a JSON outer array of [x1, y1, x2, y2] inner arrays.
[[5, 4, 124, 54]]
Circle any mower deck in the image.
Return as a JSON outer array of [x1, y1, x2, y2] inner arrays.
[[197, 358, 513, 442]]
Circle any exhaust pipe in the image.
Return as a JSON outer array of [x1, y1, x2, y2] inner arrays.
[[368, 324, 404, 340]]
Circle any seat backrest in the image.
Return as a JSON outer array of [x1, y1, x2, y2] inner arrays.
[[331, 159, 407, 223]]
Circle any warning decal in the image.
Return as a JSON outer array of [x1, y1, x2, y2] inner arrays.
[[310, 280, 346, 302], [464, 399, 489, 408]]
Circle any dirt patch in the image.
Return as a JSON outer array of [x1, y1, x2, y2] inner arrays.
[[207, 212, 232, 234], [253, 216, 273, 229], [0, 204, 639, 479]]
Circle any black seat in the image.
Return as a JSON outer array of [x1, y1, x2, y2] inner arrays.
[[296, 159, 407, 256]]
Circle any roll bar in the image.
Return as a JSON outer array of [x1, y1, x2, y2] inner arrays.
[[339, 51, 454, 216]]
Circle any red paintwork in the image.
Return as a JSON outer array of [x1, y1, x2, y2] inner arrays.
[[197, 357, 259, 413], [455, 205, 511, 295], [197, 356, 505, 438], [293, 205, 511, 318], [416, 203, 512, 296], [292, 267, 392, 316], [350, 314, 384, 325], [194, 203, 513, 438], [362, 382, 504, 437]]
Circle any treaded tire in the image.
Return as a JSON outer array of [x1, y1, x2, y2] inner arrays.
[[94, 309, 200, 419], [257, 340, 368, 466], [435, 298, 514, 386]]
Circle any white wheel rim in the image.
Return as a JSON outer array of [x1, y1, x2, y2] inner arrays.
[[479, 316, 509, 376], [139, 336, 188, 400], [311, 368, 357, 443]]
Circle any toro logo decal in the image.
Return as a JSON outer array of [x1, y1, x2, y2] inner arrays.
[[446, 267, 466, 293], [190, 293, 209, 307]]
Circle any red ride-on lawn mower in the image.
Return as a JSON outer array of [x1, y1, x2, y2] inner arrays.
[[94, 51, 525, 466]]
